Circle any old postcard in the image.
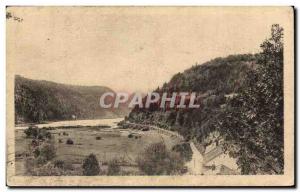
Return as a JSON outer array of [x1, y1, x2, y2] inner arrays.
[[6, 6, 294, 187]]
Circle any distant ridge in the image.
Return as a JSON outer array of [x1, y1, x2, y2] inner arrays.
[[15, 75, 129, 124]]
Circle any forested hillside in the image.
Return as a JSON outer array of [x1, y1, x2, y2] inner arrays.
[[128, 24, 284, 175], [128, 53, 257, 141], [15, 76, 129, 123]]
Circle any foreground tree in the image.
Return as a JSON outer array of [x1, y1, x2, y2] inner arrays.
[[217, 24, 284, 174], [82, 154, 100, 176], [137, 142, 186, 175], [107, 159, 121, 175]]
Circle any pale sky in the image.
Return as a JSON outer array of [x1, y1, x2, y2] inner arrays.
[[7, 7, 292, 92]]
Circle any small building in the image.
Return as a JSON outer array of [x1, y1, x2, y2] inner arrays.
[[203, 144, 240, 175]]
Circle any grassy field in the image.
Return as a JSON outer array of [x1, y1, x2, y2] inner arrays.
[[15, 125, 182, 176]]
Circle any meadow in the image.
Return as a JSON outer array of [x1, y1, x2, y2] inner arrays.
[[15, 123, 182, 176]]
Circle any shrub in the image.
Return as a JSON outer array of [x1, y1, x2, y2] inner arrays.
[[211, 164, 216, 171], [39, 143, 56, 161], [62, 132, 69, 136], [31, 139, 39, 147], [172, 142, 193, 161], [54, 160, 65, 169], [58, 139, 63, 143], [31, 163, 64, 176], [82, 154, 100, 176], [44, 132, 52, 139], [120, 123, 129, 129], [24, 126, 39, 138], [95, 136, 102, 140], [141, 127, 149, 131], [33, 148, 40, 158], [37, 134, 44, 140], [128, 133, 134, 138], [36, 156, 47, 165], [137, 142, 185, 175], [66, 138, 74, 145], [107, 159, 121, 175], [117, 120, 124, 126], [24, 126, 52, 140]]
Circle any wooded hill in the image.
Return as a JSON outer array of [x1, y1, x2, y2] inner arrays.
[[128, 54, 258, 141], [15, 76, 129, 123], [128, 24, 284, 175]]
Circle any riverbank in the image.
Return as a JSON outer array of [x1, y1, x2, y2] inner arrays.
[[15, 118, 124, 130]]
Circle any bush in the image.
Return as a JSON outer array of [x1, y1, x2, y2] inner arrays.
[[172, 142, 193, 161], [36, 156, 47, 165], [54, 160, 65, 169], [58, 139, 63, 143], [44, 132, 52, 139], [82, 154, 100, 176], [66, 138, 74, 145], [62, 132, 68, 136], [120, 124, 129, 129], [95, 136, 102, 140], [137, 142, 185, 175], [39, 143, 56, 161], [107, 159, 121, 175], [37, 134, 44, 140], [33, 148, 40, 158], [31, 163, 64, 176], [24, 126, 52, 140], [117, 120, 125, 126], [31, 139, 39, 147], [24, 126, 39, 138]]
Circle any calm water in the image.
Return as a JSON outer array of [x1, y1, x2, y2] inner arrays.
[[15, 118, 124, 130]]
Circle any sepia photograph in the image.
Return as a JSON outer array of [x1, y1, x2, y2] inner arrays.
[[6, 6, 294, 187]]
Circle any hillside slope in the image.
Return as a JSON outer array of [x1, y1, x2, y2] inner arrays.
[[15, 76, 129, 123], [128, 54, 258, 142]]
